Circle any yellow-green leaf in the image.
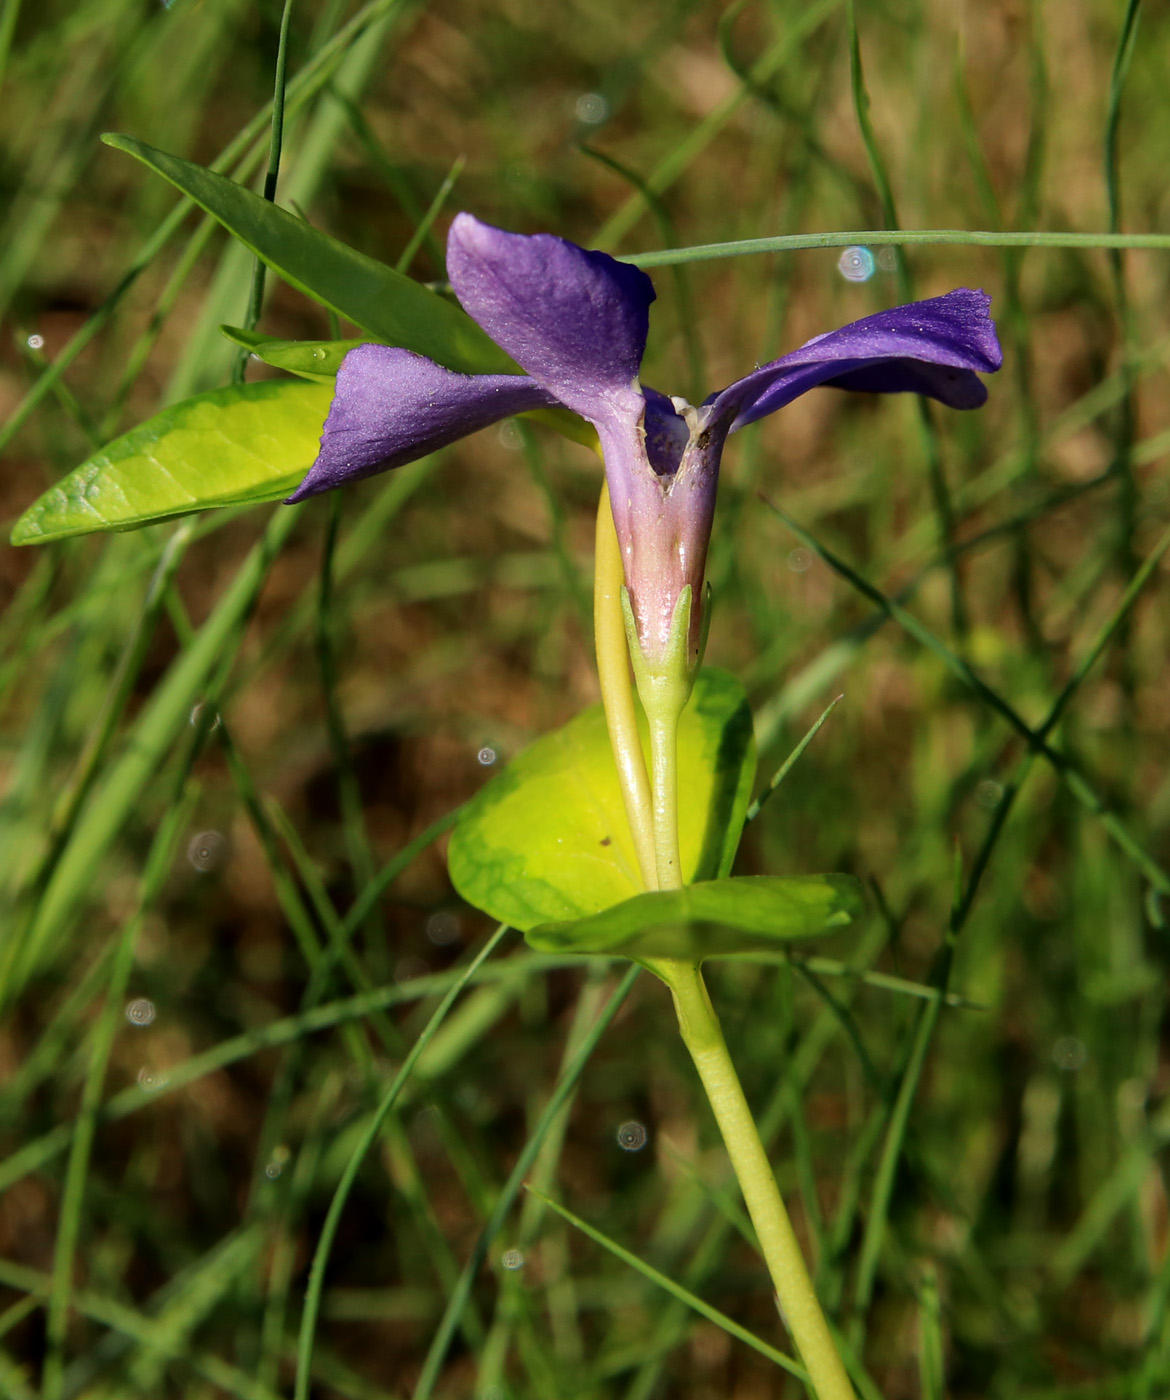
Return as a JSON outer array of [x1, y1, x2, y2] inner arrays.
[[526, 875, 865, 960], [447, 669, 756, 933], [11, 379, 332, 544]]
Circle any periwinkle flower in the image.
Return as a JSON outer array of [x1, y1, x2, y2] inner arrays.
[[290, 215, 1002, 672]]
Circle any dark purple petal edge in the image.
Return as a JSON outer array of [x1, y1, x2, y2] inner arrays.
[[710, 288, 1003, 431]]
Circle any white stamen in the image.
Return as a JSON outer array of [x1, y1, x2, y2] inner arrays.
[[669, 396, 706, 434]]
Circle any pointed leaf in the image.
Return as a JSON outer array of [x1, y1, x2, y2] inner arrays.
[[103, 133, 513, 375], [10, 379, 332, 544], [220, 326, 365, 382], [447, 669, 756, 932], [526, 874, 865, 960]]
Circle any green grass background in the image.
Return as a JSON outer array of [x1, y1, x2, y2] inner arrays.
[[2, 0, 1170, 1396]]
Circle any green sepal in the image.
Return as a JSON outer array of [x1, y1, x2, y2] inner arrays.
[[621, 584, 696, 725], [526, 874, 865, 960], [447, 668, 756, 933], [10, 379, 332, 544]]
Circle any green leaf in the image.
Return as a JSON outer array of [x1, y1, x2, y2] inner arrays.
[[220, 326, 364, 382], [447, 669, 756, 933], [103, 133, 513, 375], [10, 379, 332, 544], [526, 874, 865, 960]]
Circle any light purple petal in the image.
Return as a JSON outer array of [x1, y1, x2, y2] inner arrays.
[[287, 343, 557, 502], [709, 288, 1003, 432], [445, 214, 655, 423], [598, 419, 714, 666]]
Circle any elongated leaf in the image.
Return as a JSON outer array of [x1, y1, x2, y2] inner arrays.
[[10, 380, 332, 544], [527, 874, 864, 960], [104, 133, 513, 375], [220, 326, 364, 382], [447, 669, 756, 932], [524, 1186, 807, 1378]]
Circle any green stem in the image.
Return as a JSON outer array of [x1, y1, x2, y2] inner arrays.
[[646, 699, 684, 891], [619, 580, 694, 893], [593, 483, 657, 890], [625, 226, 1170, 269], [656, 960, 857, 1400], [597, 496, 851, 1395]]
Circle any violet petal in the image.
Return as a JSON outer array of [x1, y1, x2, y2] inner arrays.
[[287, 343, 557, 502], [710, 288, 1003, 432], [642, 387, 689, 477], [446, 214, 656, 422]]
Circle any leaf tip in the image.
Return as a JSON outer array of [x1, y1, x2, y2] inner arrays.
[[9, 511, 43, 547]]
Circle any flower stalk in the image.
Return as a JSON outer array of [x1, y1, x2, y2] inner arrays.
[[592, 487, 857, 1400], [646, 703, 684, 891], [663, 961, 858, 1400], [621, 582, 694, 891], [593, 481, 657, 890]]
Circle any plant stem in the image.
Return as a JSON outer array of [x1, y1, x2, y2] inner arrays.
[[593, 483, 657, 890], [618, 578, 693, 894], [646, 698, 684, 891], [592, 491, 852, 1396], [657, 958, 858, 1400]]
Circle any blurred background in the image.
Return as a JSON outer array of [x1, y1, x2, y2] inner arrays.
[[2, 1, 1170, 1396]]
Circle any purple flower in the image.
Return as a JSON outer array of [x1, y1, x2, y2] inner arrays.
[[290, 215, 1002, 667]]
